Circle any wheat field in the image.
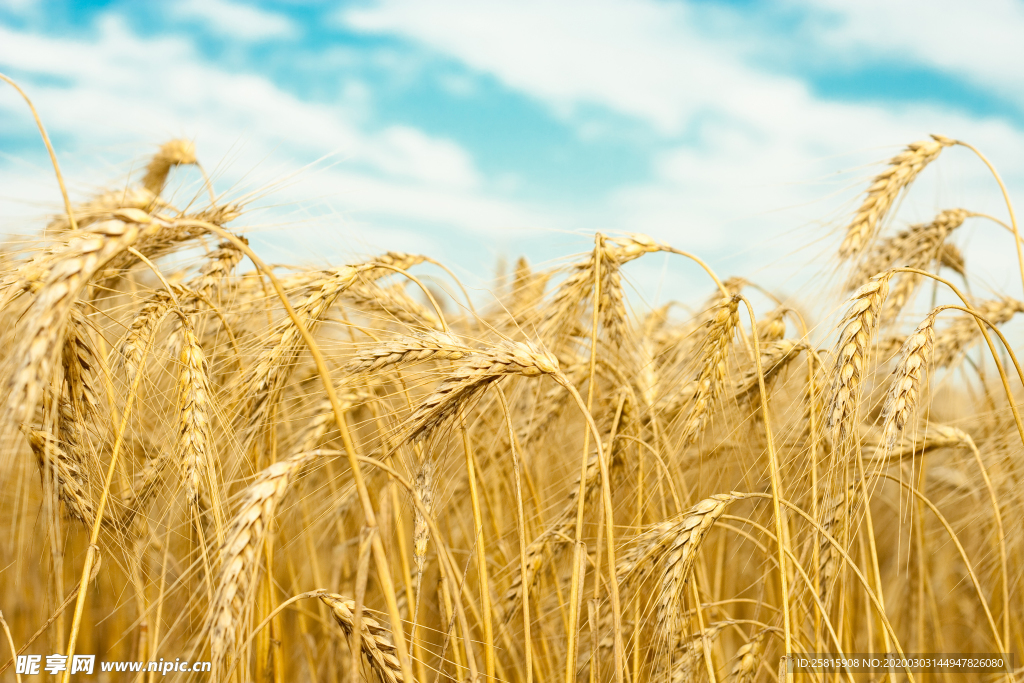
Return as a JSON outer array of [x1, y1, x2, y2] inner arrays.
[[2, 77, 1023, 682]]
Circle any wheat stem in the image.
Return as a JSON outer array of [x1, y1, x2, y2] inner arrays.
[[954, 141, 1024, 298], [0, 73, 76, 232]]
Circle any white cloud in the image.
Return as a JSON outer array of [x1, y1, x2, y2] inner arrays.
[[5, 1, 1024, 299], [0, 0, 35, 13], [787, 0, 1024, 109], [171, 0, 297, 41], [343, 0, 1024, 287], [343, 0, 812, 136], [0, 14, 545, 245]]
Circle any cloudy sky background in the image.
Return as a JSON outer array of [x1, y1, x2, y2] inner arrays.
[[2, 0, 1023, 314]]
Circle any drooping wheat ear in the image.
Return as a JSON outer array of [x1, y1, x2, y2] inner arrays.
[[232, 251, 420, 310], [1, 214, 167, 301], [365, 251, 427, 277], [141, 139, 197, 196], [826, 273, 892, 445], [510, 256, 549, 318], [664, 622, 726, 683], [412, 457, 433, 607], [865, 421, 965, 464], [938, 242, 966, 277], [818, 482, 857, 601], [345, 280, 441, 329], [319, 593, 409, 683], [176, 322, 215, 509], [346, 331, 471, 374], [52, 394, 92, 494], [62, 309, 101, 420], [839, 135, 954, 257], [933, 296, 1024, 368], [542, 234, 662, 343], [236, 265, 370, 447], [164, 238, 247, 358], [758, 306, 788, 342], [617, 493, 743, 631], [120, 448, 174, 525], [45, 186, 169, 234], [22, 426, 96, 527], [189, 238, 246, 300], [3, 216, 166, 435], [296, 388, 361, 453], [114, 287, 179, 384], [850, 208, 967, 287], [59, 309, 102, 471], [208, 450, 317, 671], [680, 296, 740, 444], [94, 206, 240, 289], [732, 339, 807, 404], [880, 312, 936, 454], [404, 340, 560, 443], [727, 629, 769, 683], [874, 209, 968, 320]]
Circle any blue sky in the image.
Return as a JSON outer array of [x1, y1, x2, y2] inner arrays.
[[3, 0, 1024, 307]]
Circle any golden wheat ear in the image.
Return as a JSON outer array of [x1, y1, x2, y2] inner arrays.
[[825, 272, 891, 445], [141, 139, 197, 196], [880, 312, 936, 454], [207, 450, 318, 671], [840, 135, 954, 257]]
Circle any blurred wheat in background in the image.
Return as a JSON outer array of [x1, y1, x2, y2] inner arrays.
[[1, 76, 1023, 682]]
